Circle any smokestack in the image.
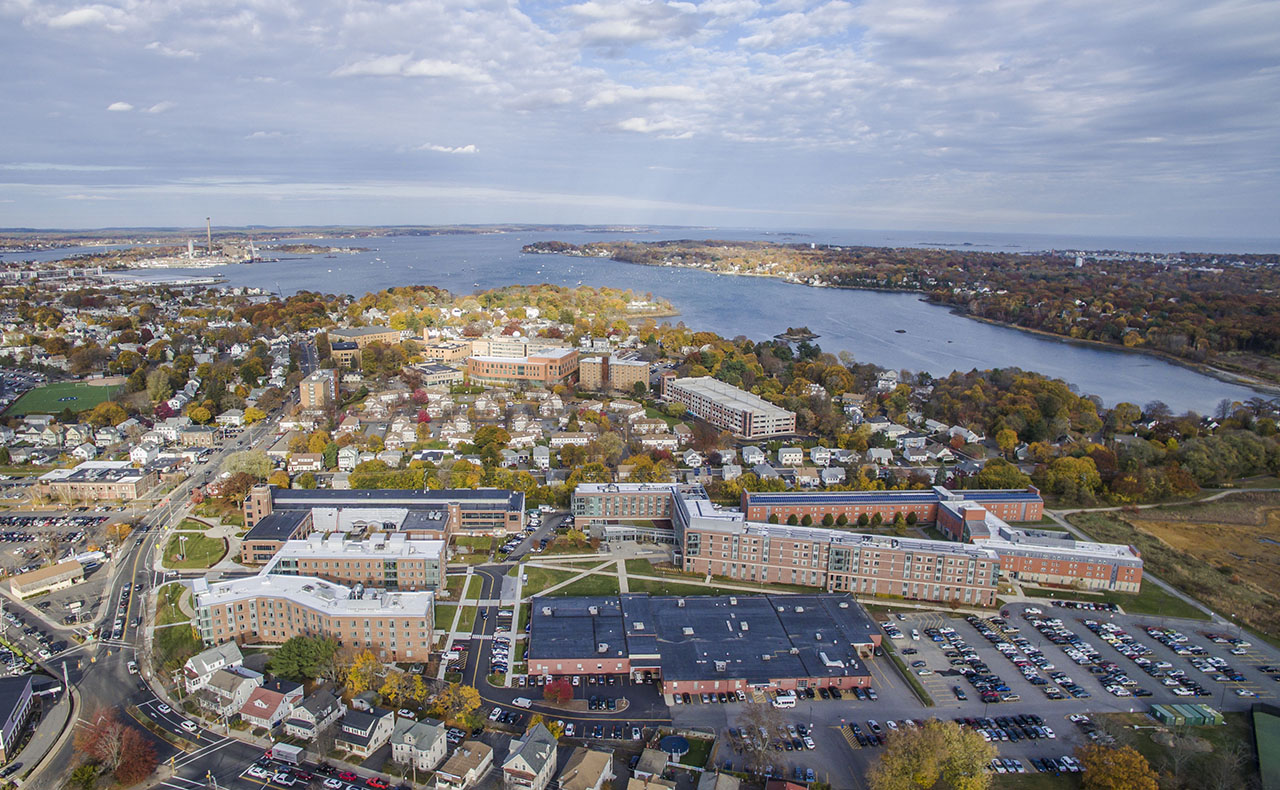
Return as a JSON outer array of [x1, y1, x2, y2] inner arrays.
[[206, 217, 212, 254]]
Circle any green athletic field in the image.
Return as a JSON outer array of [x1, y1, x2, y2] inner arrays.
[[4, 381, 119, 416]]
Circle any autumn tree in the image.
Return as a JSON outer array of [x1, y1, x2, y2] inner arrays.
[[268, 469, 291, 488], [85, 401, 128, 428], [867, 719, 995, 790], [243, 406, 267, 424], [1076, 744, 1158, 790], [429, 684, 481, 726], [345, 650, 381, 696], [527, 713, 564, 739], [411, 675, 429, 705], [113, 728, 158, 786], [995, 428, 1018, 458], [380, 670, 409, 708], [544, 678, 573, 705]]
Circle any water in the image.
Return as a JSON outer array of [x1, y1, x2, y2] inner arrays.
[[102, 229, 1279, 412]]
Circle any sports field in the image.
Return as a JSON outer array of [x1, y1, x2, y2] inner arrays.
[[4, 381, 119, 416]]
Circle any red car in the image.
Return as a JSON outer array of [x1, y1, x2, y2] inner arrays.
[[365, 778, 390, 789], [338, 773, 358, 783]]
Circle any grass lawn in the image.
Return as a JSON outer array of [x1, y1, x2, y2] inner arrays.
[[517, 604, 530, 633], [1104, 711, 1259, 790], [1019, 582, 1209, 621], [435, 604, 458, 630], [4, 381, 118, 416], [466, 575, 483, 599], [628, 577, 737, 597], [546, 574, 621, 597], [644, 406, 683, 427], [541, 537, 594, 555], [446, 575, 465, 597], [454, 536, 494, 552], [164, 533, 226, 569], [455, 607, 477, 631], [177, 518, 214, 532], [679, 737, 714, 768], [153, 583, 201, 671], [0, 465, 53, 478], [884, 642, 934, 707], [521, 567, 577, 596]]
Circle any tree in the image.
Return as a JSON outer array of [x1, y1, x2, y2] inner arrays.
[[380, 671, 410, 708], [76, 709, 127, 771], [296, 472, 317, 489], [544, 678, 573, 705], [267, 636, 338, 682], [430, 684, 481, 726], [345, 650, 381, 697], [974, 459, 1030, 489], [995, 428, 1018, 458], [1076, 744, 1158, 790], [188, 406, 212, 425], [411, 675, 429, 705], [867, 719, 994, 790], [631, 380, 648, 399], [222, 449, 272, 480], [243, 406, 267, 424], [527, 713, 564, 739], [268, 470, 291, 489], [85, 401, 128, 428], [113, 727, 158, 786]]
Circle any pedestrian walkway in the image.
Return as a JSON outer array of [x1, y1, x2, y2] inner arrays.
[[13, 693, 72, 782]]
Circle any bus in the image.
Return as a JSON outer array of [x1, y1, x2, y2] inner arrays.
[[772, 691, 797, 709]]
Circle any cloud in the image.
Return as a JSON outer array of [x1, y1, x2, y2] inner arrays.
[[332, 54, 490, 82], [146, 41, 197, 59], [144, 101, 176, 114], [47, 7, 108, 29], [106, 102, 133, 112], [586, 85, 703, 107], [737, 1, 859, 49], [61, 193, 115, 200], [565, 0, 706, 46], [418, 143, 479, 154], [617, 116, 691, 137], [245, 131, 285, 139], [0, 163, 141, 172]]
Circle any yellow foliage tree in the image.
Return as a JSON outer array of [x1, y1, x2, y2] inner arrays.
[[380, 671, 408, 708], [1076, 744, 1158, 790], [411, 675, 428, 705], [345, 650, 381, 697], [867, 719, 995, 790]]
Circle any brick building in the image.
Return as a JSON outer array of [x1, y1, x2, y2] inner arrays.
[[578, 355, 651, 394], [466, 347, 579, 387], [660, 376, 796, 439], [262, 533, 446, 592], [299, 369, 337, 411]]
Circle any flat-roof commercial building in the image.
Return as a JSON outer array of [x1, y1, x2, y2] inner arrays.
[[466, 347, 579, 387], [413, 363, 464, 388], [193, 574, 434, 663], [741, 487, 1045, 526], [240, 509, 315, 564], [244, 485, 524, 534], [571, 482, 681, 529], [330, 341, 361, 368], [263, 533, 446, 592], [330, 327, 405, 349], [527, 594, 879, 694], [579, 355, 650, 394], [660, 376, 795, 439], [420, 339, 472, 363], [8, 560, 83, 599], [300, 369, 337, 411], [37, 461, 156, 502]]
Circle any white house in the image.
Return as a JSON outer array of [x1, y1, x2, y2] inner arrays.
[[71, 442, 98, 461], [809, 446, 832, 466], [681, 449, 704, 468], [741, 446, 765, 466], [391, 717, 447, 772], [183, 642, 244, 693], [776, 447, 803, 467], [531, 446, 551, 471]]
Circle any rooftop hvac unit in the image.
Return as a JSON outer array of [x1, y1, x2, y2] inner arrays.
[[839, 601, 850, 608], [762, 654, 772, 661], [633, 621, 645, 630], [541, 607, 552, 616], [740, 622, 749, 631], [777, 606, 785, 613], [794, 606, 804, 613], [729, 597, 737, 605], [789, 647, 799, 655], [588, 606, 598, 615], [682, 627, 695, 636], [714, 660, 727, 672], [815, 633, 823, 641], [597, 643, 609, 654], [677, 599, 685, 608]]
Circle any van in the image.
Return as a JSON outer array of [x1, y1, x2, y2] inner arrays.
[[911, 629, 920, 641], [512, 697, 533, 708], [772, 691, 797, 709]]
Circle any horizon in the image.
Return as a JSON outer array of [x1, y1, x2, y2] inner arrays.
[[2, 1, 1278, 237]]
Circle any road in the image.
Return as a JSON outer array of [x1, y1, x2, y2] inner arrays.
[[24, 408, 284, 790]]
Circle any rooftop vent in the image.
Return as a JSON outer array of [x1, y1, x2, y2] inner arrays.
[[714, 660, 727, 672], [633, 621, 645, 631], [794, 606, 804, 613], [541, 606, 552, 616], [777, 606, 785, 613], [677, 599, 685, 608], [838, 602, 850, 609], [762, 654, 772, 661], [729, 597, 737, 606], [740, 622, 749, 632], [789, 647, 799, 655], [682, 626, 695, 636], [597, 642, 609, 654], [588, 606, 598, 615]]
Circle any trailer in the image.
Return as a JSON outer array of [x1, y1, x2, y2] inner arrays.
[[268, 743, 304, 766]]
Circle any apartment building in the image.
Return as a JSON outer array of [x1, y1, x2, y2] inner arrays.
[[36, 461, 157, 502], [571, 482, 680, 528], [578, 355, 651, 393], [466, 347, 579, 387], [660, 375, 796, 439], [741, 486, 1045, 525], [330, 341, 361, 368], [330, 327, 405, 349], [262, 533, 446, 592], [244, 485, 525, 535], [420, 339, 473, 363], [193, 575, 434, 663], [299, 369, 337, 411]]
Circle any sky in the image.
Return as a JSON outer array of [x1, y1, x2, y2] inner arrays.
[[2, 0, 1278, 237]]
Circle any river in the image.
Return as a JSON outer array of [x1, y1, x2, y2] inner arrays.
[[56, 228, 1280, 413]]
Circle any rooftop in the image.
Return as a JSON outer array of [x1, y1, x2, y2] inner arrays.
[[263, 534, 444, 572], [39, 460, 146, 484], [667, 376, 792, 418], [269, 486, 523, 510], [193, 574, 433, 617]]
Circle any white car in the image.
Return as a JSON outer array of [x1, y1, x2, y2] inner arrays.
[[489, 707, 502, 721], [273, 773, 296, 786], [157, 703, 171, 714], [564, 723, 575, 737], [179, 720, 197, 733], [324, 779, 343, 789], [246, 767, 269, 779]]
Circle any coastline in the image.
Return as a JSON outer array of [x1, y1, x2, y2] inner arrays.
[[585, 251, 1280, 398]]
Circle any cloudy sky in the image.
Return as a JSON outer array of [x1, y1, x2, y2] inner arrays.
[[2, 0, 1278, 237]]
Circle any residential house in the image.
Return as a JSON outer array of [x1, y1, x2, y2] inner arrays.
[[557, 747, 613, 790], [808, 446, 832, 466], [923, 418, 949, 434], [752, 463, 779, 480], [283, 687, 345, 741], [336, 707, 395, 758], [435, 741, 494, 790], [549, 432, 591, 448], [681, 450, 704, 468], [195, 667, 262, 719], [903, 447, 929, 464], [820, 467, 846, 487], [948, 425, 983, 444], [183, 642, 245, 693], [866, 448, 894, 465], [288, 453, 324, 474], [776, 447, 803, 467], [741, 446, 765, 466], [502, 723, 558, 790], [631, 749, 669, 781], [72, 442, 98, 461], [672, 424, 692, 446], [216, 409, 246, 427], [531, 446, 551, 471], [696, 774, 741, 790], [238, 679, 303, 731], [637, 435, 678, 451], [721, 464, 742, 482], [897, 432, 928, 451], [94, 426, 124, 446], [794, 467, 820, 488], [390, 717, 448, 772]]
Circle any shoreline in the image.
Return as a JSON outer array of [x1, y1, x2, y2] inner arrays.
[[589, 252, 1280, 398]]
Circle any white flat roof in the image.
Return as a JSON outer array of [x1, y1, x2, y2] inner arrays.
[[268, 534, 444, 566], [194, 574, 433, 616], [668, 376, 793, 418]]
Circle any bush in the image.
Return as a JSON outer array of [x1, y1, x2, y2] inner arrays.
[[801, 514, 813, 526], [821, 513, 834, 526], [836, 513, 848, 526], [857, 513, 870, 527], [786, 514, 799, 526], [906, 512, 917, 525]]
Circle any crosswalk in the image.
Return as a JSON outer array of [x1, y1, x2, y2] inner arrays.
[[837, 724, 860, 750]]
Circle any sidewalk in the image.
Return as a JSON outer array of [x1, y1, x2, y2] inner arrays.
[[14, 691, 72, 783]]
